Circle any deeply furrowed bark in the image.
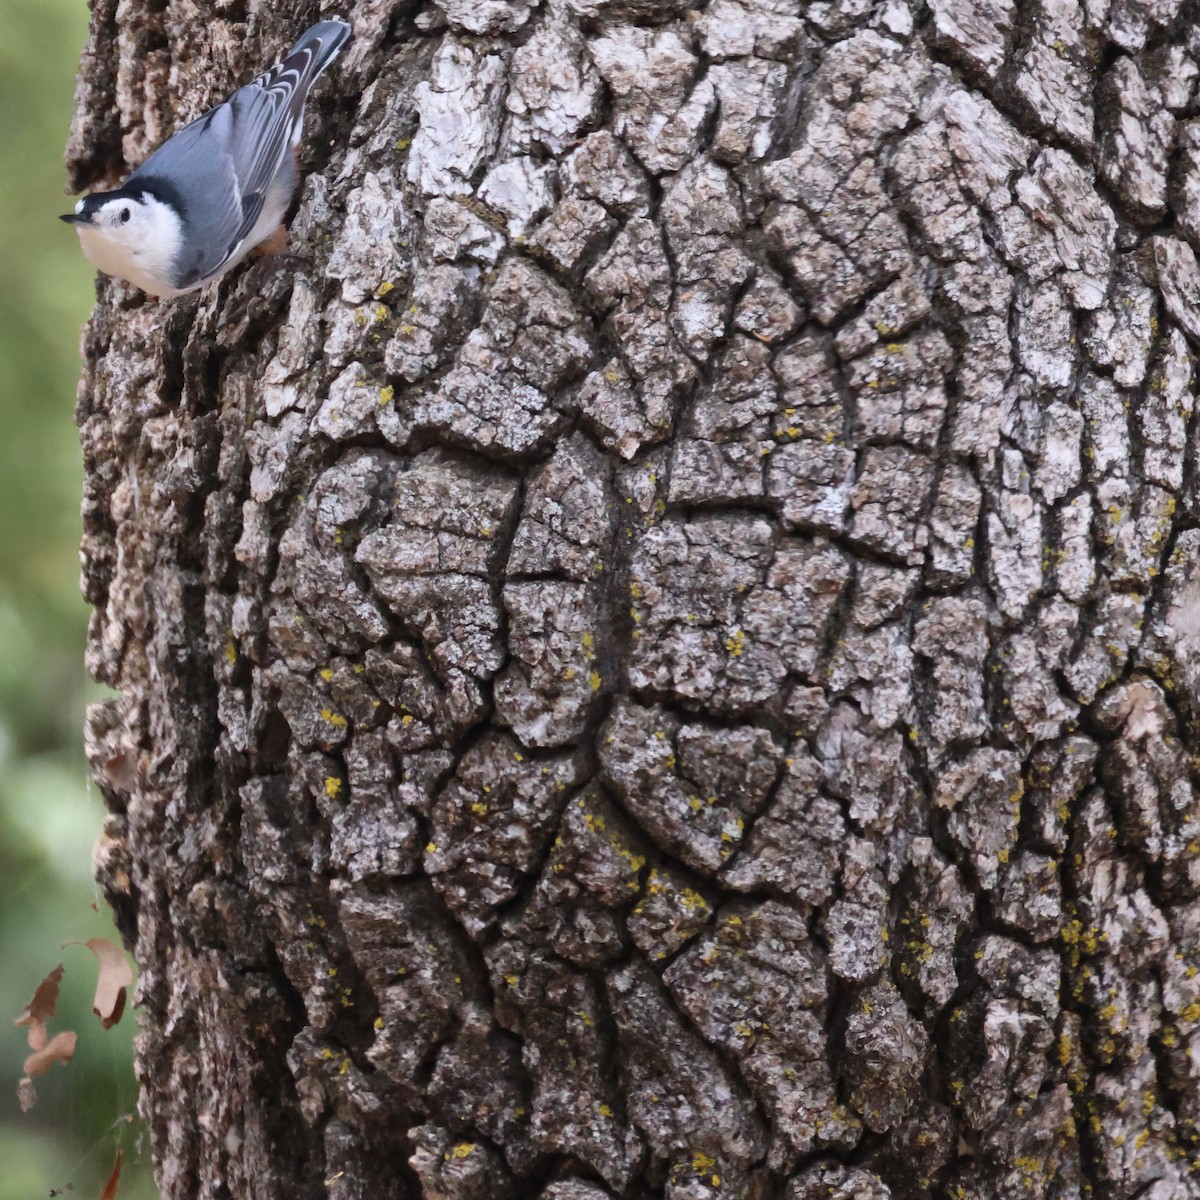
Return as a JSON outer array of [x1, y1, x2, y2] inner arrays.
[[69, 0, 1200, 1197]]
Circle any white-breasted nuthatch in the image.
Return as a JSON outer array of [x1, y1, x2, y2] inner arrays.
[[61, 20, 351, 299]]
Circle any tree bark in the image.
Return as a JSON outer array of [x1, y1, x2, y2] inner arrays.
[[70, 0, 1200, 1197]]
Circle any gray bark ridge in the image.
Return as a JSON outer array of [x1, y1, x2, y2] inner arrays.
[[69, 0, 1200, 1198]]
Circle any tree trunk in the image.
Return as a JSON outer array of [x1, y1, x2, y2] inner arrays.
[[70, 0, 1200, 1197]]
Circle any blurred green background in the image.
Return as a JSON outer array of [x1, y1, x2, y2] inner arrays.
[[0, 0, 155, 1195]]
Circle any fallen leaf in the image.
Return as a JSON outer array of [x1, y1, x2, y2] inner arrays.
[[100, 1148, 122, 1200], [14, 964, 64, 1029], [23, 1029, 77, 1079], [66, 939, 133, 1029]]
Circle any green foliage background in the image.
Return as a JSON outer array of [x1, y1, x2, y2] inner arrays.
[[0, 0, 155, 1194]]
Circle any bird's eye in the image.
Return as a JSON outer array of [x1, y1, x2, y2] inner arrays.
[[119, 208, 131, 224]]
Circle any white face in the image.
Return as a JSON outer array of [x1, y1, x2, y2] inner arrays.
[[78, 196, 151, 244], [70, 191, 186, 298]]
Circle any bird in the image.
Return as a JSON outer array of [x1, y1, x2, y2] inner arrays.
[[60, 19, 351, 299]]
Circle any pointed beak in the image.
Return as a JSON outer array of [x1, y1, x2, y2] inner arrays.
[[59, 212, 89, 225]]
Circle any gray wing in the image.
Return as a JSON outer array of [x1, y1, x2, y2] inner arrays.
[[129, 20, 351, 288]]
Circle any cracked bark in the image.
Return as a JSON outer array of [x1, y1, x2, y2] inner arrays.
[[69, 1, 1200, 1198]]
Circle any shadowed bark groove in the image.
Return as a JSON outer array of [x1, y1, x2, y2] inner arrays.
[[70, 0, 1200, 1197]]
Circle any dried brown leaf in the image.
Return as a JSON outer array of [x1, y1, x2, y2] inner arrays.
[[14, 964, 64, 1028], [66, 938, 134, 1028], [100, 1148, 122, 1200], [23, 1029, 77, 1078]]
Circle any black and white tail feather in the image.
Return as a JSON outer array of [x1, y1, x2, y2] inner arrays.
[[61, 20, 350, 297]]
